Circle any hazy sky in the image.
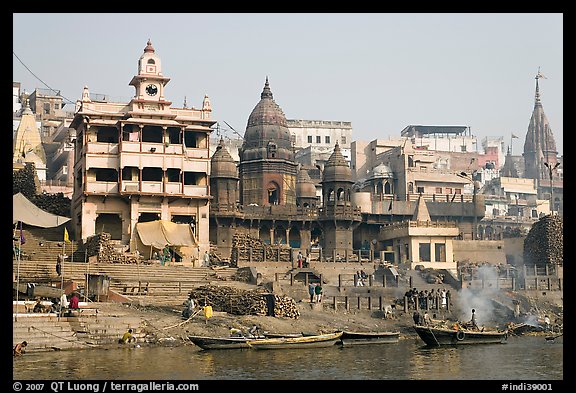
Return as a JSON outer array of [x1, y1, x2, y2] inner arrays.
[[13, 13, 563, 155]]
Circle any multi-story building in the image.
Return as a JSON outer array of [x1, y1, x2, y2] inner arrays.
[[287, 119, 352, 168], [70, 40, 215, 263]]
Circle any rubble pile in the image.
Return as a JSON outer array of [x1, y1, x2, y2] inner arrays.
[[230, 233, 292, 265], [523, 215, 563, 266], [188, 285, 300, 319]]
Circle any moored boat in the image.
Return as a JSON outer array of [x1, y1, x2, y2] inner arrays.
[[340, 331, 400, 346], [247, 331, 343, 350], [413, 325, 508, 346], [188, 335, 255, 350], [188, 332, 306, 350]]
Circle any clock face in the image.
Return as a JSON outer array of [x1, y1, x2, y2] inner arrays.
[[146, 84, 158, 96]]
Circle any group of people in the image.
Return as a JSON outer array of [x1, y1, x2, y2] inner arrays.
[[354, 270, 370, 286], [308, 282, 323, 303], [404, 287, 450, 310], [296, 251, 309, 269]]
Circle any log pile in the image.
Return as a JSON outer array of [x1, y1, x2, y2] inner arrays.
[[523, 215, 563, 266], [231, 233, 292, 265], [188, 285, 300, 319], [85, 232, 142, 264]]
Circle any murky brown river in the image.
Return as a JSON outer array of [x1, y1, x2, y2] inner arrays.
[[13, 335, 562, 381]]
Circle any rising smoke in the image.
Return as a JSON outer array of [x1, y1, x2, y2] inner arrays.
[[455, 264, 501, 326]]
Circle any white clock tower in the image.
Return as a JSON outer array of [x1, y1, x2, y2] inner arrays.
[[128, 39, 172, 111]]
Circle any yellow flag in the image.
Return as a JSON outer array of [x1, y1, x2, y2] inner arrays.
[[64, 227, 71, 243]]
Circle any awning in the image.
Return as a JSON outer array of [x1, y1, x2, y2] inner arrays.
[[13, 193, 71, 228], [136, 220, 197, 249]]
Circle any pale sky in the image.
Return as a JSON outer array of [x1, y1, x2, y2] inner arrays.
[[13, 13, 563, 155]]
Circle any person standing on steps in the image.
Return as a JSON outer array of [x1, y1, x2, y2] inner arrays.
[[203, 250, 210, 267]]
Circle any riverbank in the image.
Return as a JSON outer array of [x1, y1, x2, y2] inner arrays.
[[13, 282, 562, 354]]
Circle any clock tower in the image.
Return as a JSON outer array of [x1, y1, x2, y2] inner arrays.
[[129, 39, 172, 109]]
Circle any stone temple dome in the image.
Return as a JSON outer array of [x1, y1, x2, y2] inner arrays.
[[240, 77, 295, 162], [370, 163, 394, 179], [322, 143, 352, 183], [211, 138, 238, 179], [296, 167, 317, 198]]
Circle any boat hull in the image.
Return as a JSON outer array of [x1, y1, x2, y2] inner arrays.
[[188, 336, 252, 350], [340, 331, 400, 346], [247, 332, 343, 350], [413, 325, 508, 346]]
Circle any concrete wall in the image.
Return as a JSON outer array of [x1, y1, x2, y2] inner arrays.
[[452, 239, 506, 264]]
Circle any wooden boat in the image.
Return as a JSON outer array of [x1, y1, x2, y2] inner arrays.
[[261, 332, 304, 338], [189, 333, 303, 350], [188, 335, 255, 350], [340, 331, 400, 346], [413, 325, 508, 346], [247, 331, 343, 350]]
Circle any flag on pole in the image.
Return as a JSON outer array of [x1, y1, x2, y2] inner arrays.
[[19, 221, 26, 244], [511, 134, 519, 139], [388, 200, 393, 211], [451, 193, 457, 203], [64, 227, 71, 243]]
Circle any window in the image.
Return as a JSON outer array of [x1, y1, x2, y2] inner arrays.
[[419, 243, 431, 262], [95, 168, 118, 182], [434, 243, 446, 262], [435, 187, 443, 194], [325, 136, 330, 144], [341, 136, 347, 145], [307, 135, 312, 144], [316, 136, 321, 144], [43, 103, 50, 115], [461, 145, 467, 152], [446, 188, 452, 194], [417, 186, 425, 194]]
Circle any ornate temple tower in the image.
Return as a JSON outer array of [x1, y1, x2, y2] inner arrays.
[[319, 142, 362, 258], [209, 137, 241, 256], [523, 69, 558, 181], [238, 78, 298, 207]]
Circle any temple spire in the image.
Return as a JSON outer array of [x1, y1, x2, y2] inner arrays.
[[535, 66, 546, 106]]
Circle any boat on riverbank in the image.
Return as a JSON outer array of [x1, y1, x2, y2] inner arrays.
[[188, 332, 306, 350], [340, 331, 400, 346], [188, 335, 255, 350], [247, 331, 343, 350], [413, 325, 508, 346]]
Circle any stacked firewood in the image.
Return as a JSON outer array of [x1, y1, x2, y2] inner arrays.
[[231, 233, 292, 265], [523, 215, 563, 265], [188, 285, 300, 319], [85, 232, 141, 264]]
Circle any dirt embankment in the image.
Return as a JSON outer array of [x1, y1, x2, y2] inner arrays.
[[119, 300, 417, 346]]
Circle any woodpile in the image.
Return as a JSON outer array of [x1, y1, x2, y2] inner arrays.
[[524, 215, 563, 266], [188, 285, 300, 319], [85, 232, 142, 264], [231, 233, 292, 265]]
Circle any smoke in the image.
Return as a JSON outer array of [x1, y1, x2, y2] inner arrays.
[[455, 264, 501, 326]]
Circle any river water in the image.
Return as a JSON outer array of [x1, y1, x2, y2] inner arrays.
[[12, 335, 562, 382]]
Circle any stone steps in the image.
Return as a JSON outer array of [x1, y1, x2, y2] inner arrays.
[[13, 308, 148, 352]]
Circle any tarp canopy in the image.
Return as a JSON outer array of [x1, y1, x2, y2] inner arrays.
[[13, 192, 71, 228], [136, 220, 197, 250]]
